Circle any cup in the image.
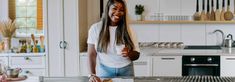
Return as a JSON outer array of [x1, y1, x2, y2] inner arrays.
[[116, 45, 125, 55], [6, 68, 22, 78]]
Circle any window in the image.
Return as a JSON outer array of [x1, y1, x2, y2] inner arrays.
[[9, 0, 43, 37]]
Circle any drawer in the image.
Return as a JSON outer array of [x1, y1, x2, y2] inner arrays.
[[9, 56, 45, 68], [20, 69, 45, 76], [0, 57, 8, 66]]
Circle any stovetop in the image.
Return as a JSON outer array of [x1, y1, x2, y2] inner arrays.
[[184, 45, 222, 50], [135, 76, 235, 82]]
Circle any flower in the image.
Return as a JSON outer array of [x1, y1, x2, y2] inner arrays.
[[0, 19, 17, 37]]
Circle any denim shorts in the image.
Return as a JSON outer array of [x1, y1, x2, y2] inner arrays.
[[97, 63, 134, 78]]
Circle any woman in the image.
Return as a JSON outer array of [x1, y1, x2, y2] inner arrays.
[[87, 0, 140, 82]]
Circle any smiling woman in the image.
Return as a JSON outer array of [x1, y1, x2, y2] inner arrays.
[[8, 0, 43, 37]]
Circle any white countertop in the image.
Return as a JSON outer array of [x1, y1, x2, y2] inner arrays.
[[140, 47, 235, 56], [80, 47, 235, 56]]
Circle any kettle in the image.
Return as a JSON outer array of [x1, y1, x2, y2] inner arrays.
[[225, 34, 233, 48]]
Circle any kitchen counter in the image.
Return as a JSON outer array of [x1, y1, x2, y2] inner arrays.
[[80, 47, 235, 56], [140, 47, 235, 56]]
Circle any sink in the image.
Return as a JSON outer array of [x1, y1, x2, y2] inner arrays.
[[184, 45, 222, 50]]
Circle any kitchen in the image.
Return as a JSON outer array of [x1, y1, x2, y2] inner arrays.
[[1, 0, 235, 82]]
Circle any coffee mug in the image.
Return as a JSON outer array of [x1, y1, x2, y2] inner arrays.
[[116, 45, 125, 55]]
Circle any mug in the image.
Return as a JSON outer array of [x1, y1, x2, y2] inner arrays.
[[6, 68, 22, 78], [115, 45, 125, 55]]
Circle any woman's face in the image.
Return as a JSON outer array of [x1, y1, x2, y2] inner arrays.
[[108, 2, 125, 26]]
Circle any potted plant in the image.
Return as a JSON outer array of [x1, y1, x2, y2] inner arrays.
[[135, 4, 145, 21]]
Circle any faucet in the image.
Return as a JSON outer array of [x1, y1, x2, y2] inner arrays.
[[212, 29, 225, 47]]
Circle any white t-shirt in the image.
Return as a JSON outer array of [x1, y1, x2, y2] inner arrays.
[[87, 21, 140, 68]]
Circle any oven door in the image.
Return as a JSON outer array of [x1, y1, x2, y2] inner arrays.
[[182, 64, 220, 76]]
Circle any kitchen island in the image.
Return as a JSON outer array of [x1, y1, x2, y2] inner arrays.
[[39, 76, 235, 82]]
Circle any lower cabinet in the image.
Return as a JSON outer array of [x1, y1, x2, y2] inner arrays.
[[221, 56, 235, 76], [21, 69, 46, 76], [0, 53, 46, 77], [133, 56, 152, 76], [153, 56, 182, 76]]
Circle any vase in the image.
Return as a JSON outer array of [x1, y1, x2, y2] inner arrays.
[[136, 14, 144, 21], [3, 37, 12, 52]]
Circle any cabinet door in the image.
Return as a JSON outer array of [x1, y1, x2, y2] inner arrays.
[[20, 69, 45, 76], [221, 56, 235, 76], [63, 0, 79, 76], [0, 57, 8, 66], [47, 0, 65, 77], [153, 56, 182, 76], [47, 0, 79, 77], [133, 56, 152, 76], [9, 56, 45, 68]]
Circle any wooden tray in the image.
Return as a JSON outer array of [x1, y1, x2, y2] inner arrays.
[[6, 75, 27, 81]]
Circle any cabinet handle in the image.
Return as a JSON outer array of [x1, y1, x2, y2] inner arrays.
[[161, 58, 175, 60], [59, 41, 63, 49], [134, 62, 147, 65], [24, 57, 31, 60], [63, 41, 68, 49], [25, 70, 31, 74], [226, 58, 235, 60]]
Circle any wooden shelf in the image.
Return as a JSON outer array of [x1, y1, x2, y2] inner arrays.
[[131, 20, 235, 24]]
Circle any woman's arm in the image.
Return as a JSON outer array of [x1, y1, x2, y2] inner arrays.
[[87, 44, 97, 75]]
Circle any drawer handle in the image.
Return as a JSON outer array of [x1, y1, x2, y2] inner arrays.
[[161, 58, 175, 60], [134, 62, 147, 65], [25, 70, 31, 74], [226, 58, 235, 60], [24, 57, 31, 61]]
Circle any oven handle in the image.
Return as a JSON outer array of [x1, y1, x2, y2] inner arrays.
[[184, 64, 219, 67]]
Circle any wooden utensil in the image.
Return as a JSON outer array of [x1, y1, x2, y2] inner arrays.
[[206, 0, 211, 20], [220, 0, 226, 21], [194, 0, 201, 21], [39, 36, 44, 49], [201, 0, 207, 21], [215, 0, 221, 21], [224, 0, 234, 20], [210, 0, 216, 20], [31, 34, 36, 47], [31, 34, 38, 52]]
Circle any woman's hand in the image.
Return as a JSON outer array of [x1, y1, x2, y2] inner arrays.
[[121, 47, 140, 61], [121, 47, 129, 57], [89, 75, 101, 82]]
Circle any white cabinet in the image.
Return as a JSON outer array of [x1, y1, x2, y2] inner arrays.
[[133, 56, 152, 76], [47, 0, 79, 77], [0, 53, 46, 77], [221, 56, 235, 76], [9, 56, 45, 68], [153, 56, 182, 76]]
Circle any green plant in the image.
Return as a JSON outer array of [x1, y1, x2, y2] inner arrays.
[[135, 4, 144, 15]]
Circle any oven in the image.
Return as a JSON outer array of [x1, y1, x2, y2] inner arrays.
[[182, 56, 220, 76]]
